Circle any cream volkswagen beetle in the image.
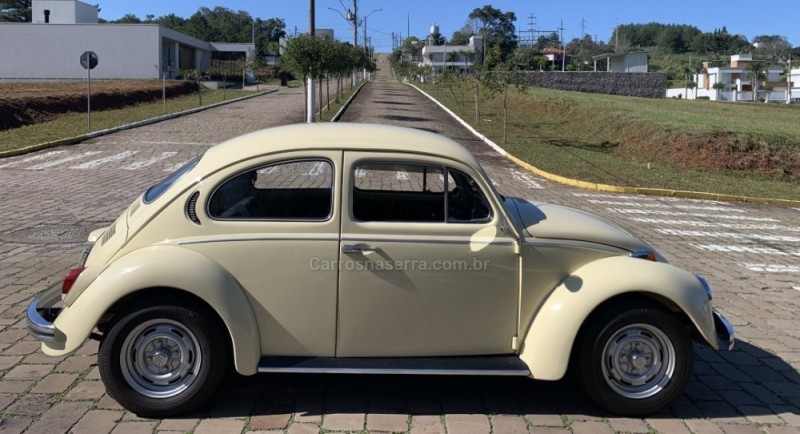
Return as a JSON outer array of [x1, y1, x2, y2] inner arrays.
[[28, 123, 733, 417]]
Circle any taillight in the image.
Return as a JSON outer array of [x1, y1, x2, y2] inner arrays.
[[62, 267, 86, 298], [629, 250, 658, 261]]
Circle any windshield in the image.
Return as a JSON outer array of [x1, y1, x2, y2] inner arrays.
[[143, 155, 202, 203]]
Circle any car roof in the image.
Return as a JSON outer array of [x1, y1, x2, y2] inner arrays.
[[198, 123, 481, 171]]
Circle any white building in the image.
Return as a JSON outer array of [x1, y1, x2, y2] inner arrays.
[[32, 0, 97, 24], [420, 35, 483, 75], [0, 0, 254, 80], [592, 52, 649, 73], [668, 54, 791, 101]]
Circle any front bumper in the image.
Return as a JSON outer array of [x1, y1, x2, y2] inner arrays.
[[713, 309, 735, 351], [26, 284, 63, 343]]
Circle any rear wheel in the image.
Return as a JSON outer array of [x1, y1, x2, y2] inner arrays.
[[98, 297, 229, 417], [576, 304, 693, 416]]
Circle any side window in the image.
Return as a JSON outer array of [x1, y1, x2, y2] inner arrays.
[[208, 160, 333, 220], [352, 162, 491, 223], [447, 169, 492, 222]]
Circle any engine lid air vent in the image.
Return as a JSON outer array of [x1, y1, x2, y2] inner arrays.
[[186, 191, 201, 225]]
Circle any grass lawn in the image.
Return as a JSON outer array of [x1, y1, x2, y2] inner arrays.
[[417, 83, 800, 201], [0, 88, 262, 153]]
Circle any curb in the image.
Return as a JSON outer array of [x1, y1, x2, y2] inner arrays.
[[0, 89, 277, 159], [407, 83, 800, 208], [330, 79, 369, 122]]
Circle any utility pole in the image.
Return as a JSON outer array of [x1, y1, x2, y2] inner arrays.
[[580, 18, 586, 38], [353, 0, 358, 49], [788, 53, 793, 104], [307, 0, 315, 123], [560, 19, 566, 72]]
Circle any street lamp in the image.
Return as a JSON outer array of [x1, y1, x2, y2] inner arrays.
[[328, 6, 357, 46], [362, 8, 382, 56]]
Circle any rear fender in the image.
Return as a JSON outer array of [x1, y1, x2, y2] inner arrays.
[[519, 256, 715, 380], [44, 245, 261, 375]]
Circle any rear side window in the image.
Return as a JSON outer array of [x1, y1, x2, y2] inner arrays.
[[143, 156, 201, 203], [208, 159, 333, 220], [353, 162, 491, 223]]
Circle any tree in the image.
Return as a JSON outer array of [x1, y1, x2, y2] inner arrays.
[[510, 46, 542, 71], [712, 81, 725, 100], [461, 50, 475, 73], [747, 61, 767, 101], [401, 36, 423, 61], [0, 0, 30, 22], [480, 61, 526, 144], [690, 28, 750, 55], [535, 32, 561, 50], [468, 5, 517, 67], [446, 51, 459, 72], [566, 35, 611, 70], [113, 14, 143, 24], [450, 24, 474, 46], [155, 13, 186, 29], [753, 34, 792, 61], [282, 35, 324, 120], [427, 30, 445, 46]]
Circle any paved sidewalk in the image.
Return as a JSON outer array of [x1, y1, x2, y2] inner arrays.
[[0, 62, 797, 434]]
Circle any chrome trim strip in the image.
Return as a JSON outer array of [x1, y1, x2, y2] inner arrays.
[[341, 237, 515, 246], [713, 310, 735, 351], [26, 298, 55, 343], [257, 367, 531, 376], [179, 236, 339, 245]]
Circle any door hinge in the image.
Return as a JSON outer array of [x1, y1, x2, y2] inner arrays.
[[511, 335, 519, 351]]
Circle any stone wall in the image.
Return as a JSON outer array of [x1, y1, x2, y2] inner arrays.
[[508, 71, 667, 99]]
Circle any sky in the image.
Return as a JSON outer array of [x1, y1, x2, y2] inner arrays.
[[96, 1, 800, 53]]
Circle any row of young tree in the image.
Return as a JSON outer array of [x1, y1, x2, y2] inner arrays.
[[281, 35, 374, 120]]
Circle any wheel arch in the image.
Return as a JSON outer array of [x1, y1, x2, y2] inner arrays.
[[44, 246, 261, 375], [518, 256, 716, 380]]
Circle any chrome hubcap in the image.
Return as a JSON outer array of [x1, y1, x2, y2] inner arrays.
[[601, 323, 675, 399], [120, 319, 201, 399]]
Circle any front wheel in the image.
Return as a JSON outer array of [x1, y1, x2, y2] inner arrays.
[[575, 305, 693, 416], [98, 297, 229, 418]]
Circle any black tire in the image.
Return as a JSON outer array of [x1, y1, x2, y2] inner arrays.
[[98, 296, 229, 418], [575, 304, 693, 416]]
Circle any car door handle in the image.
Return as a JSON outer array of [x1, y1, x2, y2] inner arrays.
[[342, 244, 382, 254]]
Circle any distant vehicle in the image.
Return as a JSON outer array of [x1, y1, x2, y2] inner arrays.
[[28, 123, 734, 418]]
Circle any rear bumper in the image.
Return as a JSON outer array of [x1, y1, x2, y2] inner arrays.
[[713, 309, 735, 351], [26, 284, 63, 343]]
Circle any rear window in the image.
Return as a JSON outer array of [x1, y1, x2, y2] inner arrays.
[[143, 156, 201, 203]]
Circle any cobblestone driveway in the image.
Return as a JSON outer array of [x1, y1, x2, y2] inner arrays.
[[0, 65, 798, 433]]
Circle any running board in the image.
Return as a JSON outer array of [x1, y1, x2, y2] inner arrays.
[[256, 356, 531, 376]]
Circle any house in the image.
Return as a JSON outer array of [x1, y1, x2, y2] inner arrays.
[[541, 48, 572, 70], [670, 54, 788, 101], [0, 0, 254, 80], [420, 35, 483, 75], [592, 52, 649, 73]]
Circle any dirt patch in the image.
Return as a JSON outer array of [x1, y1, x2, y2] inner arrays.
[[0, 80, 198, 131], [615, 129, 800, 182]]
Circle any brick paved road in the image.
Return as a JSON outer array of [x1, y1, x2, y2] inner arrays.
[[0, 63, 798, 433]]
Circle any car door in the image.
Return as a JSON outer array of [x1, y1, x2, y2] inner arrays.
[[336, 152, 520, 357], [185, 150, 341, 357]]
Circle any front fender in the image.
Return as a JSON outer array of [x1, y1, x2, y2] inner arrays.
[[519, 256, 716, 380], [43, 245, 261, 375]]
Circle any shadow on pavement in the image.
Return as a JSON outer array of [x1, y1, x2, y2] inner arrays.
[[381, 115, 429, 123], [182, 339, 798, 421], [373, 100, 415, 106]]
